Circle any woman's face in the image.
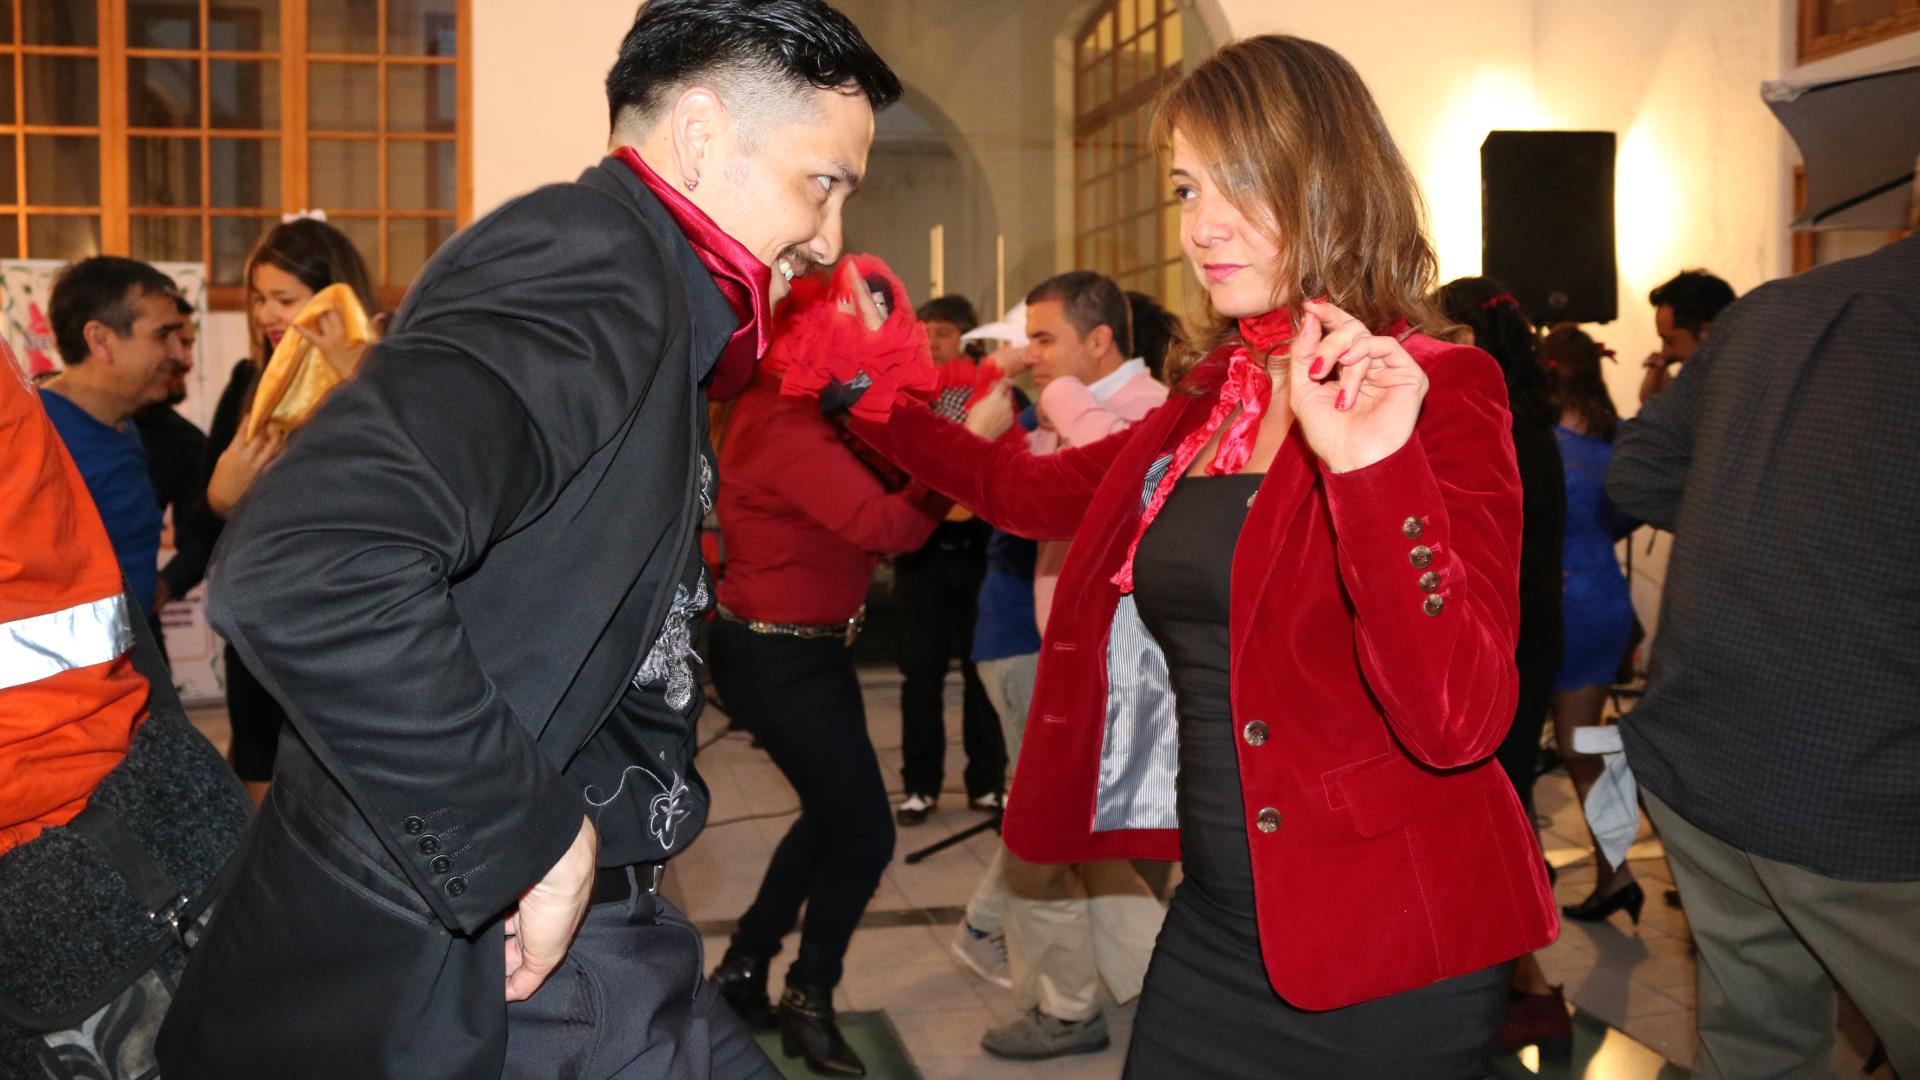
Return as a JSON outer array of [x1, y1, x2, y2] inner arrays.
[[1171, 129, 1285, 320], [249, 262, 316, 349]]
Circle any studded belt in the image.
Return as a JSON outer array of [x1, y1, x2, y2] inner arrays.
[[717, 603, 865, 647]]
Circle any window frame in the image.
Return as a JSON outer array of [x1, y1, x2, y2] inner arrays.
[[0, 0, 469, 311], [1797, 0, 1920, 64]]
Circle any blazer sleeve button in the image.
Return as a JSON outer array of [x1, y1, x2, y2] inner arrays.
[[1255, 807, 1282, 834], [1409, 545, 1434, 569], [445, 876, 468, 898], [1419, 570, 1441, 592], [430, 854, 453, 875], [417, 835, 442, 855], [1424, 594, 1446, 617], [1402, 516, 1424, 540], [1241, 720, 1269, 747], [403, 816, 426, 835]]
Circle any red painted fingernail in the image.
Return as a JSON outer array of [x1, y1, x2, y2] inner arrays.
[[1309, 358, 1325, 378], [1335, 389, 1348, 411]]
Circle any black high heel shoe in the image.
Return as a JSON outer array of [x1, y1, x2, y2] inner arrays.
[[779, 983, 866, 1077], [1561, 880, 1645, 924], [710, 948, 777, 1032]]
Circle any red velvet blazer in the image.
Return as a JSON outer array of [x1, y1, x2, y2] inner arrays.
[[856, 333, 1558, 1011]]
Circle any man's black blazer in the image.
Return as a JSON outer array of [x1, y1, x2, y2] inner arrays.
[[220, 156, 738, 923]]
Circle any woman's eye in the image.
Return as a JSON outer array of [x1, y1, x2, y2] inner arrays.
[[1173, 184, 1196, 201]]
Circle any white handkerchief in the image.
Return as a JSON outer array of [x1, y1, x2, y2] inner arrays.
[[1573, 726, 1638, 871]]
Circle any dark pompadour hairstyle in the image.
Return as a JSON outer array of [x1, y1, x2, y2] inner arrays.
[[49, 256, 180, 366], [1125, 290, 1180, 380], [1649, 270, 1736, 333], [1026, 271, 1132, 358], [915, 294, 979, 333], [606, 0, 902, 133]]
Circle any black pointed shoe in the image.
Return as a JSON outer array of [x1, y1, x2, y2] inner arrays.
[[710, 949, 776, 1032], [779, 983, 865, 1077], [1561, 880, 1645, 925]]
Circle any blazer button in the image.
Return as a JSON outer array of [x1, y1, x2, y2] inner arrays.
[[1424, 594, 1446, 617], [403, 816, 426, 835], [1402, 516, 1424, 540], [1255, 807, 1282, 834], [1419, 570, 1441, 592], [445, 876, 468, 898], [417, 835, 442, 855], [430, 854, 453, 875], [1409, 545, 1433, 569], [1242, 720, 1269, 747]]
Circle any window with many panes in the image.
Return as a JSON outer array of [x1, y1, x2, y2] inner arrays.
[[1073, 0, 1186, 316], [1798, 0, 1920, 63], [0, 0, 466, 308]]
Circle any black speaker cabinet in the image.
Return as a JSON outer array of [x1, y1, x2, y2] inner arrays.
[[1481, 131, 1617, 325]]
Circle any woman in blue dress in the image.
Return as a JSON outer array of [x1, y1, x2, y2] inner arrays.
[[1542, 324, 1642, 924]]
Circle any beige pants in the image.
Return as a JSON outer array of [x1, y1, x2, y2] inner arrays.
[[1643, 790, 1920, 1080], [965, 653, 1166, 1022]]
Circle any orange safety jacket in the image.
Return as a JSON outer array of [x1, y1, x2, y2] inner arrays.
[[0, 342, 149, 855]]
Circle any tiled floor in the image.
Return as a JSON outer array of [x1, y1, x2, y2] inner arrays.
[[187, 668, 1891, 1079]]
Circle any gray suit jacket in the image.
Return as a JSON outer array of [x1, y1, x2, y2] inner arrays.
[[1608, 235, 1920, 881]]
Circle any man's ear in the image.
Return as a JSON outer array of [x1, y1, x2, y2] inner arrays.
[[82, 319, 117, 363], [1086, 323, 1115, 357], [667, 86, 729, 188]]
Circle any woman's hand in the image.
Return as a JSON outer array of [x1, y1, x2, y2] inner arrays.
[[292, 308, 368, 380], [207, 427, 287, 518], [1287, 297, 1429, 473], [965, 381, 1017, 439]]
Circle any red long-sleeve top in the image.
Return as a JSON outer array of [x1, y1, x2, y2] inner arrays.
[[715, 374, 949, 624]]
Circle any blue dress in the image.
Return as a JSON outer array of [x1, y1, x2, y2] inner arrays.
[[1554, 425, 1637, 691]]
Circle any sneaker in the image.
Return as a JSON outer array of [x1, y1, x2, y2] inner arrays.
[[968, 792, 1003, 812], [895, 792, 937, 826], [950, 922, 1012, 990], [981, 1007, 1110, 1060]]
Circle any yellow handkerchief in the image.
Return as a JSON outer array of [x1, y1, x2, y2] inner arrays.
[[245, 283, 373, 439]]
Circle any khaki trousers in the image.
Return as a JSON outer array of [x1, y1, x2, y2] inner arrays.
[[1642, 790, 1920, 1080], [965, 653, 1166, 1022]]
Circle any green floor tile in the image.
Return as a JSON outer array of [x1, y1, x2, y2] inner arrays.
[[752, 1011, 921, 1079]]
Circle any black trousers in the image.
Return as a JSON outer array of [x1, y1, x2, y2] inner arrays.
[[891, 520, 1005, 799], [708, 620, 894, 990], [1493, 663, 1556, 822], [224, 642, 289, 782]]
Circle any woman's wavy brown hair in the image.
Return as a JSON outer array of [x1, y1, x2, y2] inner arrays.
[[1153, 35, 1447, 390]]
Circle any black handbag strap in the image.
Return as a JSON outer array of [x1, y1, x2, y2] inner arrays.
[[63, 803, 186, 930]]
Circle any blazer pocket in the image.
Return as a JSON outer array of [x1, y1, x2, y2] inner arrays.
[[1329, 751, 1496, 839], [272, 789, 440, 928]]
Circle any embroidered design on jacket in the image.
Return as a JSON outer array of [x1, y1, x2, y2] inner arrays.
[[584, 761, 693, 851], [634, 572, 709, 712]]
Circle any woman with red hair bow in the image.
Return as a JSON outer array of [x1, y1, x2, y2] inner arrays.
[[814, 35, 1557, 1078]]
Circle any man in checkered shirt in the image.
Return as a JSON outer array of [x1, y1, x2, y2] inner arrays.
[[1607, 233, 1920, 1080]]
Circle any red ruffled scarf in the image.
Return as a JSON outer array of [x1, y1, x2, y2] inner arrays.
[[613, 146, 770, 401], [1112, 308, 1296, 592]]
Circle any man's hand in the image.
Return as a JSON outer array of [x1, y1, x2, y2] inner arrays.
[[503, 815, 598, 1002], [965, 381, 1017, 440], [1638, 353, 1675, 404]]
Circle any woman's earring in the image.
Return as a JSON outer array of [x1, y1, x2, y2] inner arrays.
[[685, 176, 699, 191]]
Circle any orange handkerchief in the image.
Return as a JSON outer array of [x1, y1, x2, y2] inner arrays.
[[245, 283, 373, 439]]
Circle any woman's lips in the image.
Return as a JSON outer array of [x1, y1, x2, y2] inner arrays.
[[266, 329, 285, 345], [1204, 263, 1244, 283]]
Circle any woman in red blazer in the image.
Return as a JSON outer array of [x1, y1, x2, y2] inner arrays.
[[848, 35, 1556, 1078]]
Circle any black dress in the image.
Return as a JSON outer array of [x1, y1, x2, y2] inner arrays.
[[1125, 474, 1511, 1080]]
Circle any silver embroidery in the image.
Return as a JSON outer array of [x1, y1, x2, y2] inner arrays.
[[584, 761, 693, 850], [698, 455, 715, 515], [634, 571, 708, 711]]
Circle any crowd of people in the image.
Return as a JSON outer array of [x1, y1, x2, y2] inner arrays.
[[2, 0, 1915, 1078]]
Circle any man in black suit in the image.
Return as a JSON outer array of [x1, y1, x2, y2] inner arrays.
[[1608, 234, 1920, 1079], [156, 3, 899, 1077]]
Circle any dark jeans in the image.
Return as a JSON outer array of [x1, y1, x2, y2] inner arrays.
[[892, 520, 1005, 798], [708, 620, 894, 990], [1494, 663, 1556, 821]]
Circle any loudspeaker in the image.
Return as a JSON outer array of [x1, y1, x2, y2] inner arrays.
[[1481, 131, 1617, 325]]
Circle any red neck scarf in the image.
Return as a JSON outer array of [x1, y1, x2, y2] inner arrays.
[[1112, 308, 1295, 592], [613, 146, 770, 401]]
